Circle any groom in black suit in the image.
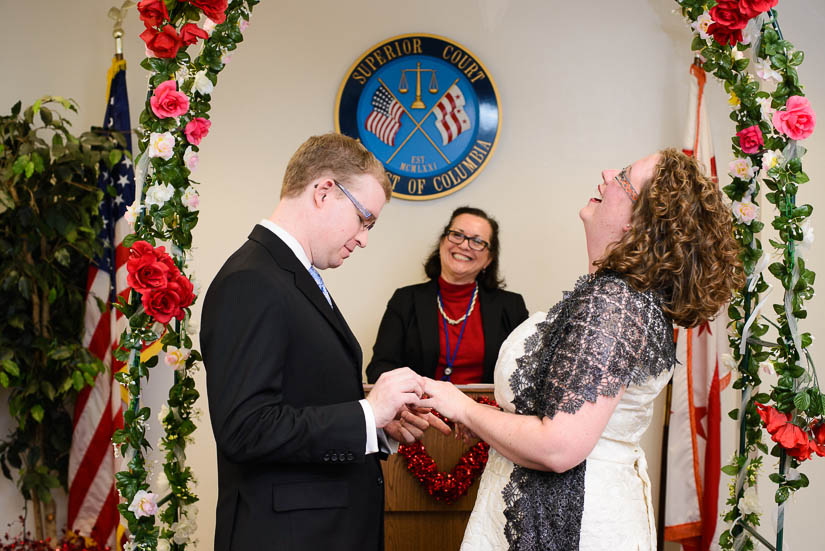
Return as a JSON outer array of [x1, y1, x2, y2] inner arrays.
[[201, 134, 441, 551]]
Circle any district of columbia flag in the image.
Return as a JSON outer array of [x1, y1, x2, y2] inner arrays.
[[365, 83, 405, 146], [433, 84, 471, 146], [663, 60, 730, 551], [68, 56, 135, 550]]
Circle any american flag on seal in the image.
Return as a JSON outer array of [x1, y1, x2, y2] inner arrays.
[[434, 84, 471, 146], [365, 84, 405, 146]]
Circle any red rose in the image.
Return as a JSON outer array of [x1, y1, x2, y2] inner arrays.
[[180, 23, 209, 46], [736, 125, 764, 154], [186, 0, 228, 24], [756, 403, 789, 433], [708, 22, 743, 46], [127, 241, 156, 270], [140, 25, 182, 59], [184, 117, 212, 145], [127, 256, 173, 294], [739, 0, 778, 19], [771, 422, 810, 459], [171, 273, 196, 309], [810, 421, 825, 457], [710, 0, 749, 30], [142, 287, 182, 325], [137, 0, 169, 28]]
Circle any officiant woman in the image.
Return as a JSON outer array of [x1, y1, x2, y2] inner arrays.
[[366, 206, 528, 385]]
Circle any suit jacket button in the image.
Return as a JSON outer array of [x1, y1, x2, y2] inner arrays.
[[331, 453, 338, 462], [377, 476, 384, 486], [346, 452, 354, 461], [323, 453, 330, 462]]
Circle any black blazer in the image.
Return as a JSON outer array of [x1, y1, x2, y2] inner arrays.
[[201, 225, 384, 551], [366, 279, 529, 384]]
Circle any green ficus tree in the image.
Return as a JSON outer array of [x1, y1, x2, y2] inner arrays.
[[0, 96, 124, 540]]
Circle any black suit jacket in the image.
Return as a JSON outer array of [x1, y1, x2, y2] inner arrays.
[[201, 225, 384, 551], [365, 279, 529, 383]]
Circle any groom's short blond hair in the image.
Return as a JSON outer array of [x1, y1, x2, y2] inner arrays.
[[280, 133, 391, 200]]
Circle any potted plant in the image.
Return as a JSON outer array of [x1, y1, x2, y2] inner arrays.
[[0, 97, 124, 540]]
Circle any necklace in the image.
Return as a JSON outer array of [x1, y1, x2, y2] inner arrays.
[[437, 283, 478, 325]]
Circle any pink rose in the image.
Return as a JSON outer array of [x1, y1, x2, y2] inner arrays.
[[736, 125, 764, 154], [184, 117, 211, 145], [150, 80, 190, 119], [772, 95, 816, 141]]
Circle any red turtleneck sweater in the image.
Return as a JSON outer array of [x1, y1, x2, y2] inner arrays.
[[434, 276, 485, 384]]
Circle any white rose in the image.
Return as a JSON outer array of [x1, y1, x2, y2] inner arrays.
[[721, 353, 737, 373], [729, 157, 756, 180], [166, 346, 191, 370], [692, 12, 713, 41], [125, 201, 141, 227], [193, 70, 214, 95], [738, 485, 761, 517], [183, 147, 199, 171], [761, 149, 783, 172], [757, 96, 775, 122], [797, 218, 814, 258], [144, 183, 175, 208], [182, 185, 200, 212], [754, 59, 782, 83], [203, 18, 217, 35], [148, 132, 175, 160], [157, 539, 171, 551]]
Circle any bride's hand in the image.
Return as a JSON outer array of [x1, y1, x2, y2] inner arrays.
[[415, 378, 475, 425]]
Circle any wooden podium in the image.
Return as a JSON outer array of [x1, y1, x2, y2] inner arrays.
[[366, 384, 495, 551]]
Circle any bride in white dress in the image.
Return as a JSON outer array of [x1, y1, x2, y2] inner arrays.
[[417, 149, 744, 550]]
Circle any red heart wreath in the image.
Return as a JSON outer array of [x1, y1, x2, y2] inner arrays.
[[397, 396, 498, 504]]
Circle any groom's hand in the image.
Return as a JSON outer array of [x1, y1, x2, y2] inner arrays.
[[366, 368, 424, 428], [384, 406, 452, 443]]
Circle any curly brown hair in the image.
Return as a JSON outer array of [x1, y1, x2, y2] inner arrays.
[[596, 148, 745, 328]]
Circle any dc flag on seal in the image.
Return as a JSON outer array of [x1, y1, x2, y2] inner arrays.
[[68, 56, 135, 549], [663, 61, 729, 551], [433, 84, 471, 146], [365, 83, 405, 146]]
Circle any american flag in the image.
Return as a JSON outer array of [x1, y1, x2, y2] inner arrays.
[[433, 84, 471, 146], [365, 84, 404, 146], [68, 57, 134, 549]]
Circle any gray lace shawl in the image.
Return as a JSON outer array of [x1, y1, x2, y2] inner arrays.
[[502, 271, 676, 551]]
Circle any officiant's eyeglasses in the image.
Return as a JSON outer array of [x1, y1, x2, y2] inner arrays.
[[334, 180, 376, 231], [444, 229, 490, 251], [615, 166, 639, 202]]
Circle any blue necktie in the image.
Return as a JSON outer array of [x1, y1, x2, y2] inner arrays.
[[308, 265, 332, 307]]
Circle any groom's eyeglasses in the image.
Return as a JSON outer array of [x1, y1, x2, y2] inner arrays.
[[334, 180, 376, 231]]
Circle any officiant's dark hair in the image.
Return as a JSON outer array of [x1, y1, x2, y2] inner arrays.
[[424, 206, 505, 291], [281, 133, 391, 199]]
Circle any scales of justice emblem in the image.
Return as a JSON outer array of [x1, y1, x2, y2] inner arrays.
[[335, 34, 501, 200]]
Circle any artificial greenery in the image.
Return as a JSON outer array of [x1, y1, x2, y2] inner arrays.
[[112, 2, 259, 551], [676, 3, 820, 551], [0, 97, 124, 540]]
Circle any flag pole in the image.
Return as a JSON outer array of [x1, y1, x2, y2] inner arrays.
[[108, 2, 135, 60]]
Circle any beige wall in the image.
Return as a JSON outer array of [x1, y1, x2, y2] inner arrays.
[[1, 1, 824, 549]]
